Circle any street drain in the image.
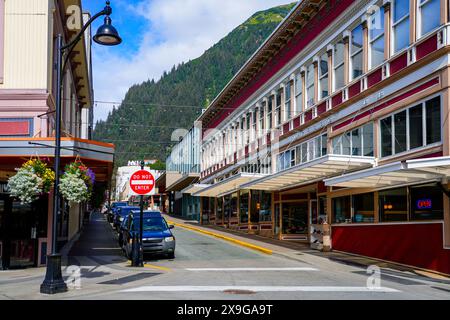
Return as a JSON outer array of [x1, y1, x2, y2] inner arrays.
[[223, 289, 256, 295]]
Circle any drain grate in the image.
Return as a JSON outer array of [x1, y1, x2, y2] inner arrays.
[[223, 289, 256, 295], [98, 272, 159, 285]]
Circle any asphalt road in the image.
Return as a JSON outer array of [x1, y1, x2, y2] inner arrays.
[[1, 214, 450, 300]]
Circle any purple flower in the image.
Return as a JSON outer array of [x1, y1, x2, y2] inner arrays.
[[87, 168, 95, 185]]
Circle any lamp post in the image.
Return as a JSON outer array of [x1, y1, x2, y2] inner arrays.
[[40, 1, 121, 295]]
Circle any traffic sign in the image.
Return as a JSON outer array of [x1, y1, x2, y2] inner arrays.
[[129, 170, 155, 195]]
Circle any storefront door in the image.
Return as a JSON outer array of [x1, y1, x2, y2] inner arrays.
[[282, 202, 309, 235]]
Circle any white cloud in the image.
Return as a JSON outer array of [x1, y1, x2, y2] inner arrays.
[[92, 0, 294, 122]]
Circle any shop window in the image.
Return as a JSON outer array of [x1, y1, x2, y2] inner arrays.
[[216, 197, 223, 222], [306, 63, 315, 108], [282, 202, 309, 234], [381, 96, 441, 157], [410, 184, 443, 220], [317, 196, 328, 224], [295, 73, 303, 114], [239, 190, 249, 223], [259, 191, 272, 222], [379, 187, 408, 222], [392, 0, 410, 53], [333, 40, 345, 91], [350, 24, 364, 80], [332, 196, 351, 223], [250, 190, 260, 223], [369, 6, 385, 69], [319, 53, 329, 99], [418, 0, 440, 37], [353, 193, 375, 223], [285, 83, 292, 120]]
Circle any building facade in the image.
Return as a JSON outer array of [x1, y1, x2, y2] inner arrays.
[[0, 0, 114, 269], [183, 0, 450, 275], [164, 125, 202, 220]]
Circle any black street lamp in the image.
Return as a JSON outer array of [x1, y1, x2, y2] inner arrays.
[[40, 1, 121, 295]]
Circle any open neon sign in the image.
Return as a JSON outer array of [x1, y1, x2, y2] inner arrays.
[[416, 199, 432, 210]]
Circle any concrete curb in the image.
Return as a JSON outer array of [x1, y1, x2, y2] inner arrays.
[[167, 220, 273, 255]]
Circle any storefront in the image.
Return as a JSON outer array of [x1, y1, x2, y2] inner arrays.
[[0, 182, 49, 269]]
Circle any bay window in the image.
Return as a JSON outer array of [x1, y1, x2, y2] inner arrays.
[[380, 96, 441, 158], [350, 24, 363, 80], [306, 63, 315, 108], [333, 40, 345, 91], [392, 0, 410, 53], [319, 53, 329, 99], [295, 73, 303, 114], [418, 0, 440, 37], [369, 6, 385, 69], [332, 123, 374, 157]]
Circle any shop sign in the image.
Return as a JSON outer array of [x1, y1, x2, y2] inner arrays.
[[416, 199, 432, 210], [0, 183, 10, 194]]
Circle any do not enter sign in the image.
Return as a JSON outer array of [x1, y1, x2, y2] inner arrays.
[[130, 170, 155, 195]]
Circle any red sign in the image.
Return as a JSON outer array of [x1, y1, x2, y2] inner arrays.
[[129, 170, 155, 195]]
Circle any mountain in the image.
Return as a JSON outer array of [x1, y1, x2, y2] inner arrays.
[[93, 3, 296, 168]]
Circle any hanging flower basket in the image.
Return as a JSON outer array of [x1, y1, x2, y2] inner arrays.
[[59, 160, 95, 203], [7, 159, 55, 204]]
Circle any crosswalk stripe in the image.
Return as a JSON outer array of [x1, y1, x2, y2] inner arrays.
[[121, 285, 400, 293]]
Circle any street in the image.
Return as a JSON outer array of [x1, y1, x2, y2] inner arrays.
[[0, 213, 449, 300]]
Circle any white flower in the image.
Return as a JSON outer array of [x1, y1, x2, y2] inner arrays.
[[59, 173, 89, 203], [8, 167, 43, 204]]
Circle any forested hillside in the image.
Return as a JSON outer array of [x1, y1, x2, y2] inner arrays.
[[94, 3, 296, 167]]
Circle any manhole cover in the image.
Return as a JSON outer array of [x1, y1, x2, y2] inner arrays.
[[192, 242, 215, 246], [223, 289, 256, 295]]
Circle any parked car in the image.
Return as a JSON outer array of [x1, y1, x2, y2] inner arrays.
[[122, 211, 175, 259], [113, 206, 139, 231], [108, 201, 128, 223]]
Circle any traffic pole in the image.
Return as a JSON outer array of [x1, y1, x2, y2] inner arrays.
[[138, 160, 145, 267]]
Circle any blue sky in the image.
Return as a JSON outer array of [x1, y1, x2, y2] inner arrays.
[[81, 0, 293, 122]]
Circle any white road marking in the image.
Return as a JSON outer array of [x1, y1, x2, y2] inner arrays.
[[121, 285, 400, 293], [185, 267, 319, 272]]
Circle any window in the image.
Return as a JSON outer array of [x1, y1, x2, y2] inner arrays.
[[380, 96, 441, 157], [392, 0, 410, 53], [282, 202, 309, 234], [350, 24, 364, 80], [306, 63, 315, 108], [319, 53, 329, 99], [418, 0, 440, 37], [410, 184, 443, 220], [267, 98, 273, 129], [369, 6, 385, 68], [259, 104, 265, 134], [275, 90, 282, 126], [333, 40, 345, 91], [332, 123, 374, 157], [285, 83, 292, 120], [379, 187, 408, 222], [239, 190, 249, 223], [295, 73, 303, 114], [252, 110, 257, 140], [246, 113, 250, 144], [332, 196, 351, 223], [277, 134, 327, 172], [353, 193, 375, 223]]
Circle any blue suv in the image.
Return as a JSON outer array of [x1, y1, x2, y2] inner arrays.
[[122, 211, 175, 259], [113, 206, 139, 231]]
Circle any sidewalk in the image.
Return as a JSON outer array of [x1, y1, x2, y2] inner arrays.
[[163, 213, 450, 282]]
